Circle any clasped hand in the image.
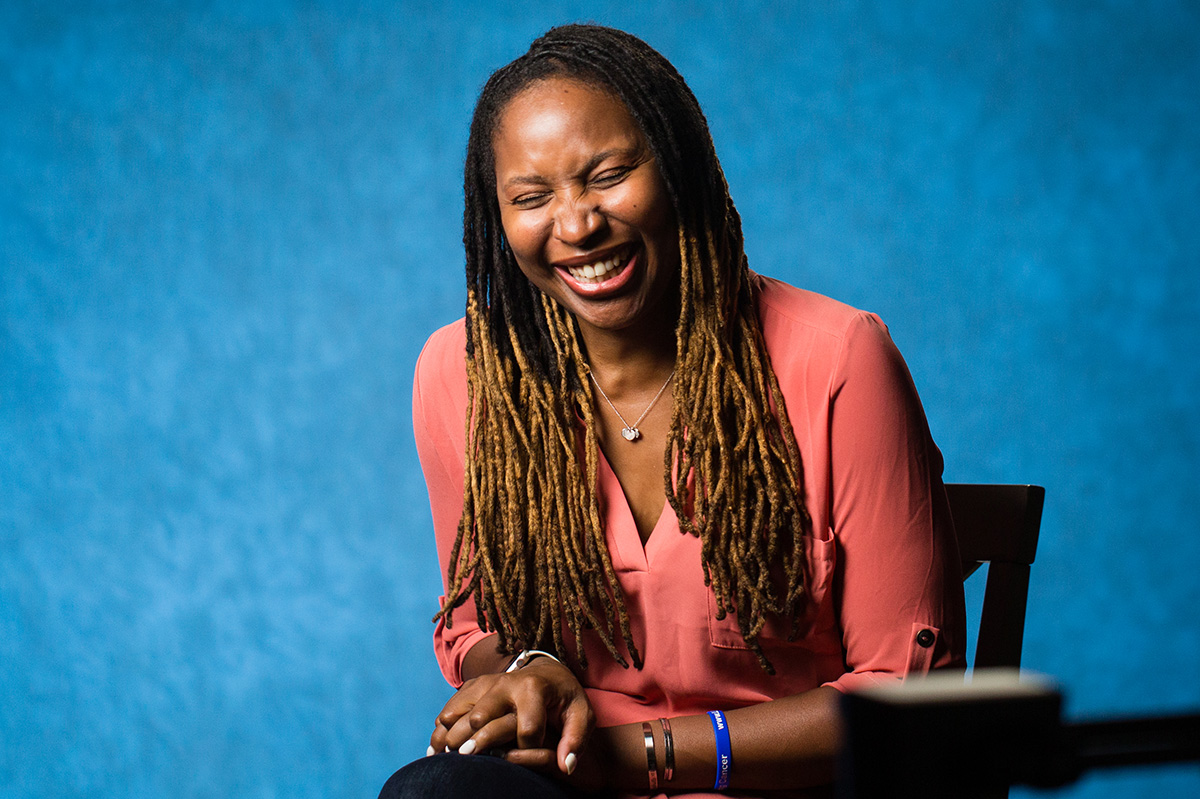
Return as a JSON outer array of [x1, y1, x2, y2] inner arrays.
[[429, 658, 596, 778]]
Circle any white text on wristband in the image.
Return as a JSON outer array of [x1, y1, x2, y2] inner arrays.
[[708, 709, 732, 789]]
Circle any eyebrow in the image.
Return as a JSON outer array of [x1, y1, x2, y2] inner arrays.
[[500, 146, 645, 191]]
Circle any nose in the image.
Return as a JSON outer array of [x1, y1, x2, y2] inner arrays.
[[552, 196, 606, 247]]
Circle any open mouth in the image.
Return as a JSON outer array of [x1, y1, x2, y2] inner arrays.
[[563, 248, 631, 284]]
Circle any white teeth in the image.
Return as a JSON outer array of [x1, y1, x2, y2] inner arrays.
[[567, 254, 623, 284]]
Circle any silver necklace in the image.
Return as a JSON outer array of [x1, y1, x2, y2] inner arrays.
[[588, 368, 676, 442]]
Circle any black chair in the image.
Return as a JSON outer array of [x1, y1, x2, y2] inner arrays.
[[945, 483, 1045, 670]]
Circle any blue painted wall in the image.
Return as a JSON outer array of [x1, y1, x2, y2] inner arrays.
[[2, 1, 1197, 797]]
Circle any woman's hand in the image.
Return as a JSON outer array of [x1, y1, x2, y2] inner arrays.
[[503, 725, 614, 793], [429, 657, 595, 775]]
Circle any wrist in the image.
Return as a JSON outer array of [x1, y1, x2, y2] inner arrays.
[[505, 648, 563, 673], [461, 633, 513, 681], [708, 710, 732, 789]]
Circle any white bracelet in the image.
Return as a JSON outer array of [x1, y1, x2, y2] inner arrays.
[[504, 649, 562, 673]]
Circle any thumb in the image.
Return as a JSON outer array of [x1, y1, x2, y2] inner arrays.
[[557, 697, 593, 774]]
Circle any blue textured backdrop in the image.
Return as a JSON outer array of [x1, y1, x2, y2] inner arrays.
[[2, 1, 1197, 797]]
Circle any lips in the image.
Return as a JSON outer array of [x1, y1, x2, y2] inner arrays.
[[563, 251, 624, 283], [554, 246, 639, 297]]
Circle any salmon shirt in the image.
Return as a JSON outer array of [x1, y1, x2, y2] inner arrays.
[[412, 273, 966, 747]]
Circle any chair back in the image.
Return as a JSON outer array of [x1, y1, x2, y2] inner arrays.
[[944, 484, 1045, 671]]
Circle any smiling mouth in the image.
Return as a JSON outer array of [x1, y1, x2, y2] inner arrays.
[[563, 249, 630, 284]]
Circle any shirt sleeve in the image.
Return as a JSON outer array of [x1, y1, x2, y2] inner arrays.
[[411, 322, 493, 688], [820, 312, 967, 693]]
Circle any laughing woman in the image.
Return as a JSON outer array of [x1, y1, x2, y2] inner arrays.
[[381, 23, 965, 799]]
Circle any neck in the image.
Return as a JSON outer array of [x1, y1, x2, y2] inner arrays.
[[579, 316, 677, 393]]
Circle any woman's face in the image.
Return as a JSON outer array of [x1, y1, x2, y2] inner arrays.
[[492, 77, 680, 343]]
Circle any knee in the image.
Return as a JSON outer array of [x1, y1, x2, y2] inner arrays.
[[377, 753, 566, 799], [378, 755, 441, 799], [377, 754, 493, 799]]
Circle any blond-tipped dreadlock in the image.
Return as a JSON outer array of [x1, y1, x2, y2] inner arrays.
[[434, 24, 813, 674]]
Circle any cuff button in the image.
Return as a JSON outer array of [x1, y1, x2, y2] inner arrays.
[[916, 629, 936, 648]]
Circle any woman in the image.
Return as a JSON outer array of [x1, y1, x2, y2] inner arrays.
[[382, 23, 965, 799]]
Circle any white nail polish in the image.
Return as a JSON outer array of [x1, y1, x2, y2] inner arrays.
[[565, 752, 577, 774], [459, 739, 477, 755], [426, 745, 436, 757], [444, 745, 450, 753]]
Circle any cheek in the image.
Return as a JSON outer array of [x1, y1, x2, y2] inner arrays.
[[502, 229, 549, 287], [513, 260, 541, 289], [499, 207, 549, 256], [508, 246, 539, 284], [505, 249, 546, 296], [498, 218, 532, 260], [622, 179, 673, 232]]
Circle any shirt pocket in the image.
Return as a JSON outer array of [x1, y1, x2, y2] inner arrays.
[[706, 532, 838, 651]]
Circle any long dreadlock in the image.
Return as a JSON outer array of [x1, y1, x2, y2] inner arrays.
[[434, 24, 813, 674]]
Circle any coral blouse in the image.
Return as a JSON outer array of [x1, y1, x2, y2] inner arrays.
[[413, 274, 965, 734]]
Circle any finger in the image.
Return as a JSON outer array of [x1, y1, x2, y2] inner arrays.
[[512, 685, 549, 750], [429, 721, 449, 753], [458, 713, 518, 754], [557, 696, 594, 773], [443, 709, 488, 750], [437, 680, 488, 730], [466, 688, 518, 733], [503, 747, 557, 771]]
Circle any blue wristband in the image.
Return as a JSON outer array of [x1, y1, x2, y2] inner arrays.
[[708, 710, 732, 790]]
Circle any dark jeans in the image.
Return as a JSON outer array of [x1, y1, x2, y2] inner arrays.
[[378, 753, 598, 799]]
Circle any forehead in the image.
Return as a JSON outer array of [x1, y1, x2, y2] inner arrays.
[[492, 77, 645, 164]]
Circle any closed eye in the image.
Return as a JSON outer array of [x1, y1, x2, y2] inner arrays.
[[591, 166, 633, 188], [509, 192, 551, 209]]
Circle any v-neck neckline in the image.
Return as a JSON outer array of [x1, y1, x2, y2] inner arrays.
[[596, 448, 674, 573]]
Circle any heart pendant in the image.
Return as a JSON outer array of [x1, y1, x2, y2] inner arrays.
[[621, 427, 641, 441]]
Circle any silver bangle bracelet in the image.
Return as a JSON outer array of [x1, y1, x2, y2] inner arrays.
[[642, 721, 659, 789], [659, 717, 675, 782], [504, 649, 562, 673]]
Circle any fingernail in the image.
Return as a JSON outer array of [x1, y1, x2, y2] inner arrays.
[[444, 746, 450, 753], [565, 752, 577, 774], [426, 745, 436, 757], [459, 739, 477, 755]]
